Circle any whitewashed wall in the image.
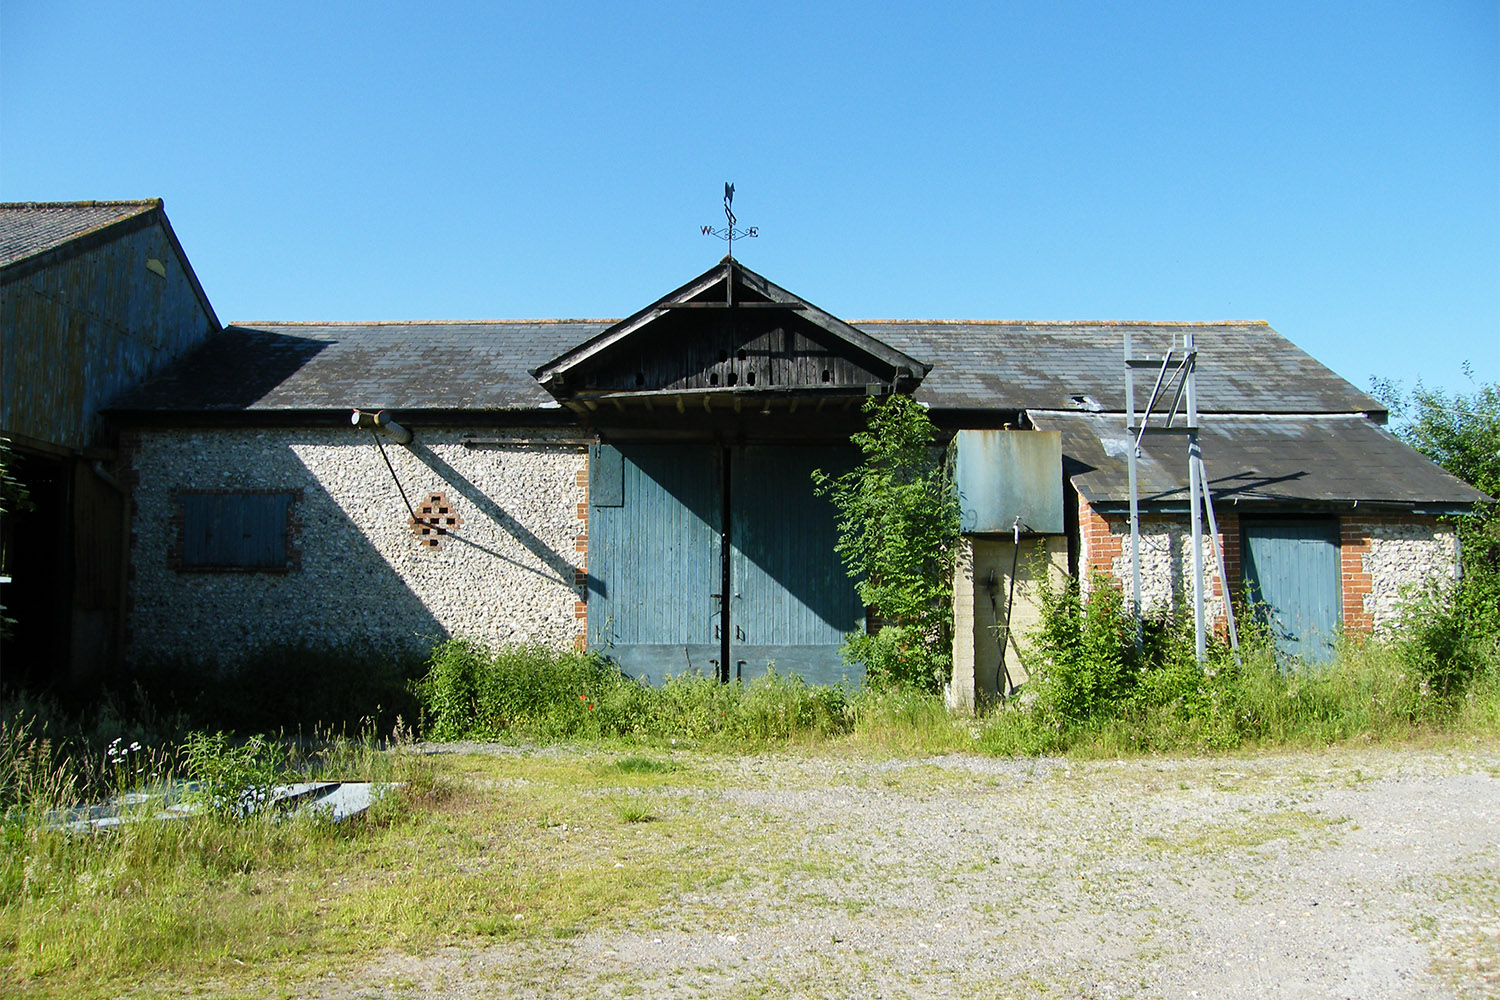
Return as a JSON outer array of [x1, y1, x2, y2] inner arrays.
[[125, 426, 586, 664]]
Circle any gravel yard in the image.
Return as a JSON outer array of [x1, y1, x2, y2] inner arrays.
[[329, 741, 1499, 999]]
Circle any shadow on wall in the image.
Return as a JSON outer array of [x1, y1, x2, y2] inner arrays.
[[127, 446, 451, 730], [408, 443, 584, 590]]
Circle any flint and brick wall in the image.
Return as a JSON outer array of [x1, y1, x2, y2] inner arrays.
[[1079, 499, 1240, 621], [122, 426, 588, 665], [1341, 514, 1457, 630], [1079, 497, 1457, 632]]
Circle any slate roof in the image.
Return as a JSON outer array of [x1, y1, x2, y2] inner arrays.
[[873, 321, 1384, 415], [1028, 411, 1486, 511], [110, 321, 603, 413], [111, 318, 1385, 417], [0, 200, 160, 270]]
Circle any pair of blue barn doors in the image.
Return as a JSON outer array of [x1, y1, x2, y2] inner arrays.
[[587, 443, 865, 685]]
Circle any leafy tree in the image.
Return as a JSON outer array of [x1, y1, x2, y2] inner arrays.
[[1372, 373, 1499, 693], [813, 395, 960, 692]]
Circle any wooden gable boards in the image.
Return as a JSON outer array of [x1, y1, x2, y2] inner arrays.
[[531, 258, 931, 413]]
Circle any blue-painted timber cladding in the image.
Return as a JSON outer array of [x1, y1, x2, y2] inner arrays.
[[730, 446, 864, 685], [588, 445, 721, 680], [1241, 518, 1341, 664], [1, 218, 217, 449], [954, 430, 1064, 535], [588, 444, 862, 685]]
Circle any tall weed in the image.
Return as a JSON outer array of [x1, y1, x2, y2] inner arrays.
[[416, 639, 855, 746]]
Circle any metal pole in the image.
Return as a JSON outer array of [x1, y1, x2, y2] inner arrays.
[[1196, 453, 1241, 662], [1124, 332, 1143, 642], [1185, 334, 1206, 664]]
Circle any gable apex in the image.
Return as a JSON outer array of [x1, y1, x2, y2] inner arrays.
[[531, 259, 931, 403]]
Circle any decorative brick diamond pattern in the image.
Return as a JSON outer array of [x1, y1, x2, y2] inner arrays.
[[411, 492, 461, 548]]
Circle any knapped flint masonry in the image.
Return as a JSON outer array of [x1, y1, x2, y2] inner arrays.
[[1, 201, 1486, 705]]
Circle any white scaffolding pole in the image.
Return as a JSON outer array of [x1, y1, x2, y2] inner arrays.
[[1185, 333, 1207, 664], [1124, 332, 1144, 644], [1122, 331, 1238, 666]]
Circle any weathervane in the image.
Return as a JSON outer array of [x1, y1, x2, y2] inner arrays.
[[701, 182, 757, 258]]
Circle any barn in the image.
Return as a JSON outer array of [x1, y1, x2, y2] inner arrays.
[[0, 200, 1484, 703], [98, 252, 1484, 705], [0, 201, 219, 689]]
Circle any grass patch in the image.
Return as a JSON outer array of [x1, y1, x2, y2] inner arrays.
[[610, 794, 657, 824], [2, 738, 826, 997], [417, 640, 855, 747], [1144, 808, 1344, 855], [410, 628, 1500, 760], [608, 756, 678, 775]]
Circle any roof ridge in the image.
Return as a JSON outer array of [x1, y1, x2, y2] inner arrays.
[[227, 317, 1271, 328], [229, 318, 619, 327], [852, 319, 1270, 327], [0, 199, 161, 210]]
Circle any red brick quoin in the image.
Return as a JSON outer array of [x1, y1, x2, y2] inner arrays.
[[573, 462, 589, 651], [1078, 496, 1243, 620]]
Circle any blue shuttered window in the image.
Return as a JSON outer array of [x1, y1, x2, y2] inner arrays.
[[180, 492, 293, 570]]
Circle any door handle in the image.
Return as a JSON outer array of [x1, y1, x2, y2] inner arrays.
[[735, 625, 745, 641], [714, 624, 721, 641]]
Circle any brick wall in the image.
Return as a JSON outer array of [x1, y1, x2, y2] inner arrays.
[[1340, 520, 1374, 632], [1078, 495, 1238, 622], [1079, 497, 1456, 635], [1342, 514, 1455, 631]]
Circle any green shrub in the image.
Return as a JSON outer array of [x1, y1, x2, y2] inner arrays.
[[1029, 573, 1138, 724], [416, 640, 623, 740], [1373, 375, 1500, 698], [1394, 576, 1500, 698], [180, 731, 290, 819], [814, 395, 960, 692]]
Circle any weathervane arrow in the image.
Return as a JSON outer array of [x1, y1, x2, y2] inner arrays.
[[701, 181, 757, 258]]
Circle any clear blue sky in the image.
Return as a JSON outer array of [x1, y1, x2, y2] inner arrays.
[[3, 1, 1496, 399]]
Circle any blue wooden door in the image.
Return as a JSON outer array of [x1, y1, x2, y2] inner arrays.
[[588, 443, 862, 685], [729, 446, 865, 685], [588, 444, 722, 682], [1241, 518, 1341, 664]]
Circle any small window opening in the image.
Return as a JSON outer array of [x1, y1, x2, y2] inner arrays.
[[710, 372, 719, 386], [727, 373, 738, 387], [717, 350, 729, 363], [635, 372, 645, 387], [746, 371, 756, 386], [736, 349, 747, 361], [821, 369, 832, 383]]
